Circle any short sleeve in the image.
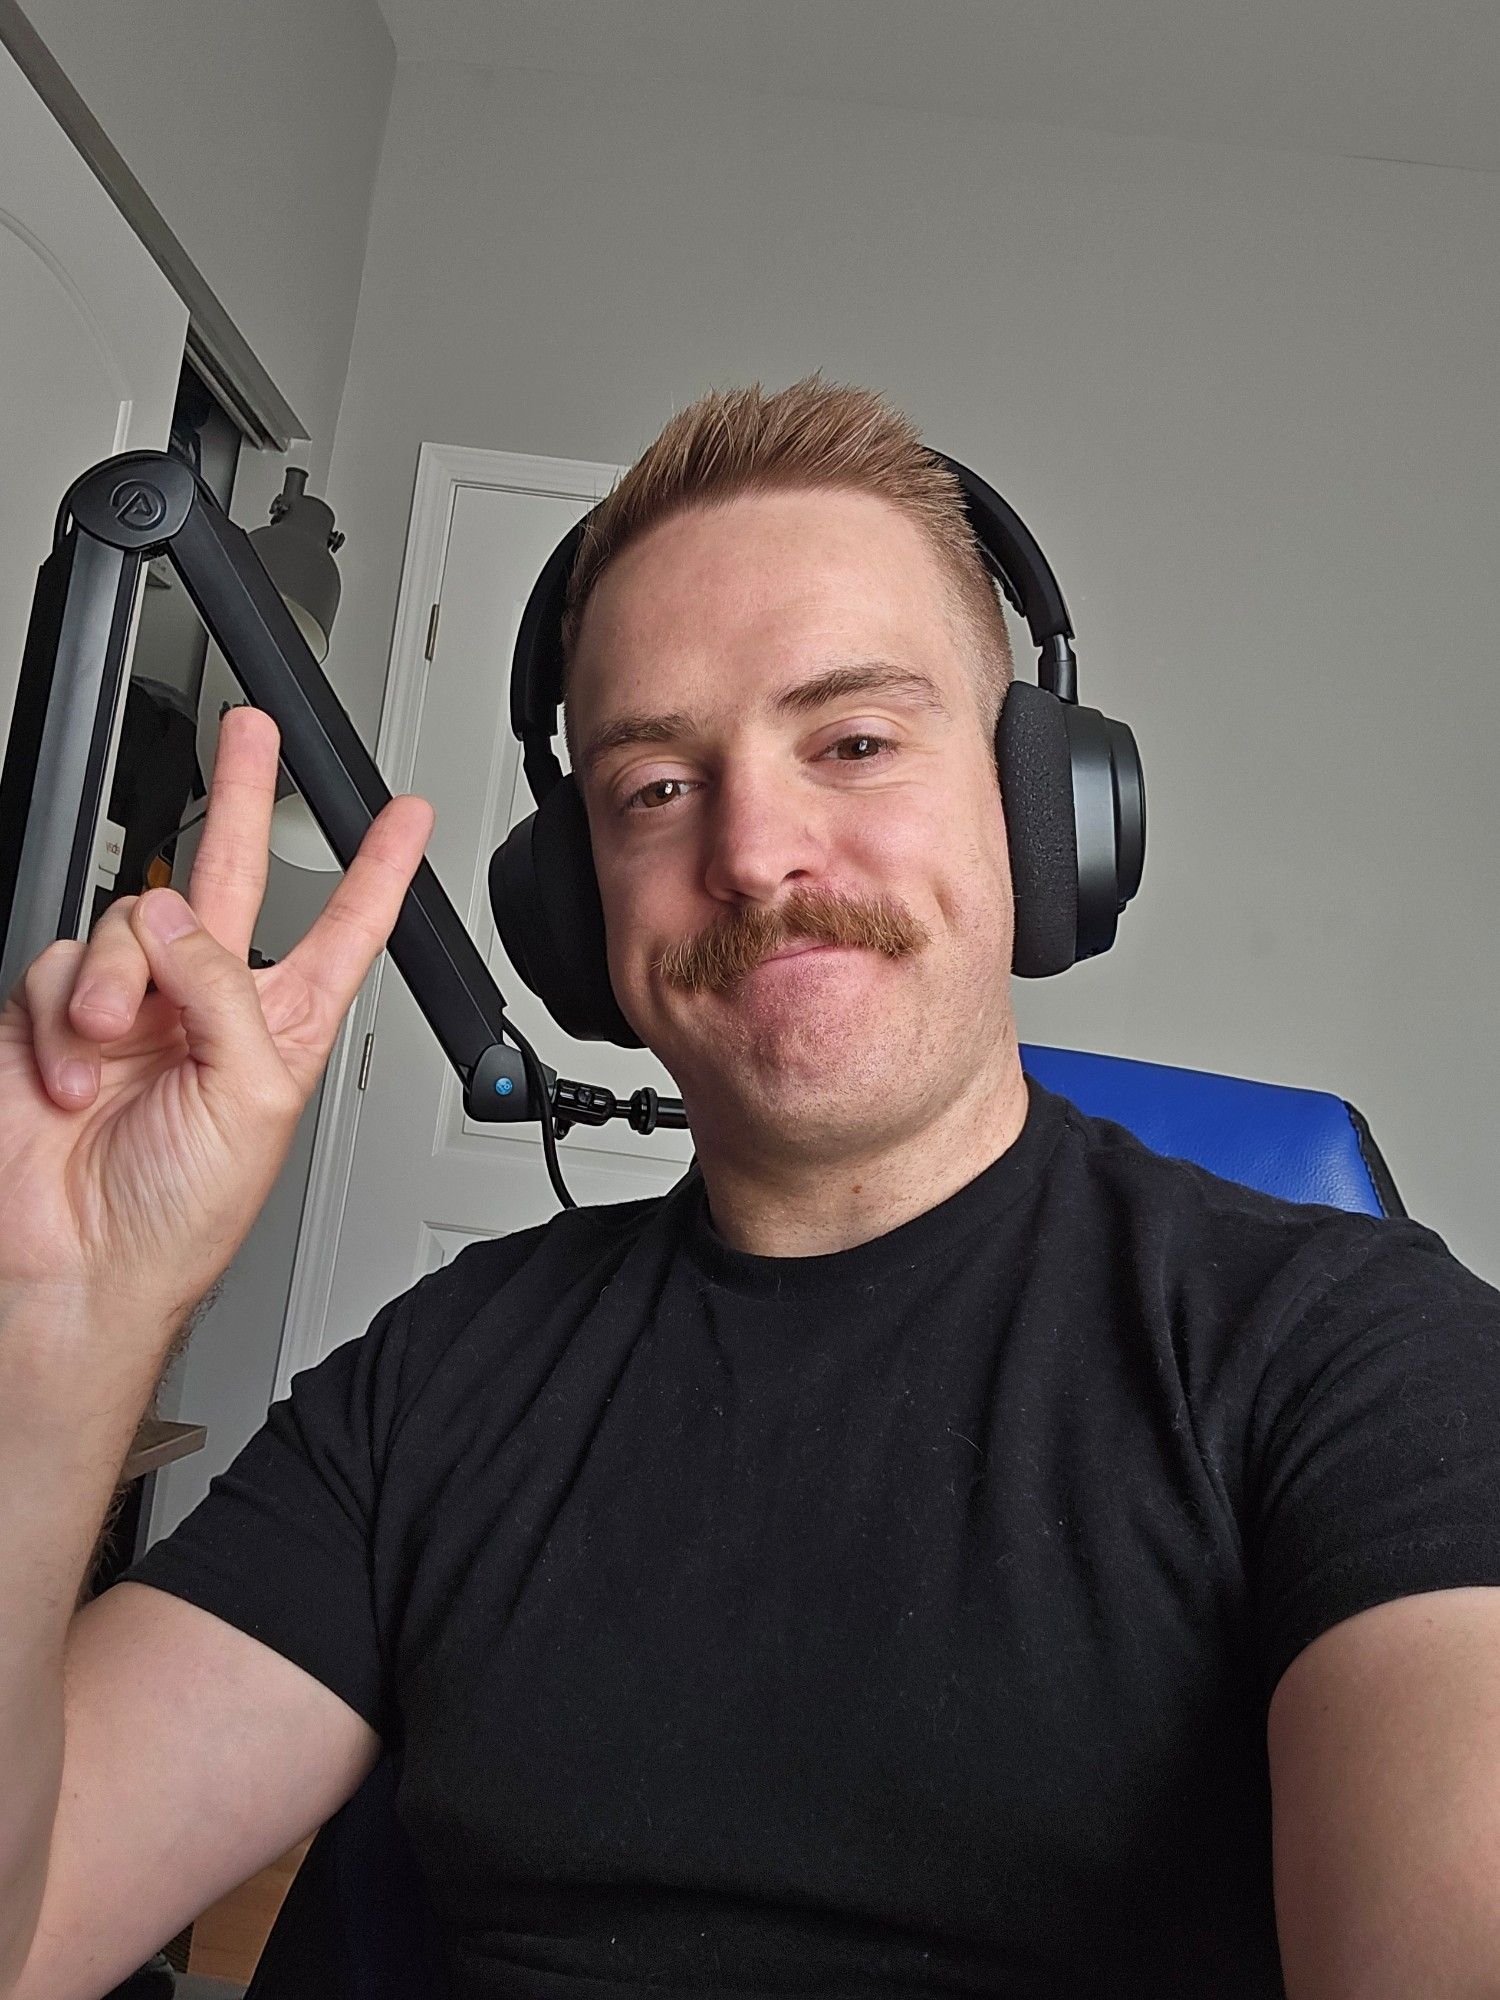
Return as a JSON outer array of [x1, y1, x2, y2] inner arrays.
[[1248, 1217, 1500, 1705], [118, 1281, 420, 1745]]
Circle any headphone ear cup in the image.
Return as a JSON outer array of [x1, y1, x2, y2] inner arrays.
[[489, 776, 644, 1048], [995, 679, 1080, 978]]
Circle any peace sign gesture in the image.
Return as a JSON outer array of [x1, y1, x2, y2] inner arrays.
[[0, 705, 435, 1323]]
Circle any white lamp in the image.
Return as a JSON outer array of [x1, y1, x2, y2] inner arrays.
[[249, 467, 344, 661], [194, 673, 341, 876], [268, 769, 340, 874]]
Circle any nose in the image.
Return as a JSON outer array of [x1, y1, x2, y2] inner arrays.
[[700, 754, 832, 907]]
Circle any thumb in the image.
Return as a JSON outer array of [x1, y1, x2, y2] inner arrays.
[[132, 891, 283, 1090]]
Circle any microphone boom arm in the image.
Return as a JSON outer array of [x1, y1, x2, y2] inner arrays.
[[0, 450, 687, 1136]]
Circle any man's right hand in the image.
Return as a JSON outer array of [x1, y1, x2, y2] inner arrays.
[[0, 703, 435, 1328]]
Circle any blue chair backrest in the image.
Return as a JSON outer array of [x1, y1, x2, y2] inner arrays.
[[244, 1044, 1403, 1997], [1016, 1043, 1402, 1217]]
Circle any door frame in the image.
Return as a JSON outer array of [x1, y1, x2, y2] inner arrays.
[[276, 442, 620, 1398]]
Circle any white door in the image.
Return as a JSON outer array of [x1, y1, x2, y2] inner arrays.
[[293, 459, 695, 1380], [0, 36, 186, 792]]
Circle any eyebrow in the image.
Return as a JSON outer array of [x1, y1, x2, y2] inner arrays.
[[577, 659, 951, 785]]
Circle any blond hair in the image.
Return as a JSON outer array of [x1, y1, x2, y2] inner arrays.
[[559, 374, 1014, 750]]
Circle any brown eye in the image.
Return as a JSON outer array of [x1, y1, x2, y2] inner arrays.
[[626, 777, 693, 813], [827, 733, 895, 761]]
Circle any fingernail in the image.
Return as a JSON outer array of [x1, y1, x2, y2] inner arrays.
[[144, 893, 197, 941], [76, 982, 126, 1020], [59, 1060, 94, 1098]]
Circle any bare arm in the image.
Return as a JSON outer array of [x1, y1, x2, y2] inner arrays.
[[0, 709, 432, 1996], [0, 1292, 380, 2000], [0, 1285, 179, 1992], [1269, 1586, 1500, 1998], [10, 1582, 379, 2000]]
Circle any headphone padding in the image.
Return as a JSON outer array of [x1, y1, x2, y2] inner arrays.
[[489, 777, 644, 1048], [996, 680, 1079, 978]]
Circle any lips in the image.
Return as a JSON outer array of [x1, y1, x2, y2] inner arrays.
[[746, 940, 854, 976], [761, 939, 835, 964]]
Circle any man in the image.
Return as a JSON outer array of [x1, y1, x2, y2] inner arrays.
[[3, 378, 1500, 1999]]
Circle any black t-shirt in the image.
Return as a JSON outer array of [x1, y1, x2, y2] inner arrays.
[[122, 1078, 1500, 1997]]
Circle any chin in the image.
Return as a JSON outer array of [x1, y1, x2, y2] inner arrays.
[[727, 1077, 919, 1167], [668, 1000, 901, 1142]]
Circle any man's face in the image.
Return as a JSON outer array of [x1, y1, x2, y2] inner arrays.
[[566, 487, 1020, 1164]]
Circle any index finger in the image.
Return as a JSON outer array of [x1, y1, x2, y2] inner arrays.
[[185, 703, 282, 962]]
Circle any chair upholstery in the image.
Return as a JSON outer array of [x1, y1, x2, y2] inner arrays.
[[243, 1044, 1404, 1998], [1016, 1043, 1403, 1218]]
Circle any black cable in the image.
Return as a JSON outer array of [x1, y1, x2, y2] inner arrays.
[[500, 1009, 576, 1210], [138, 803, 208, 885]]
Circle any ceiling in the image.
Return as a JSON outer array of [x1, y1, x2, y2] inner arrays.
[[373, 0, 1500, 177]]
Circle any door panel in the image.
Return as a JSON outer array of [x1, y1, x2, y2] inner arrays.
[[317, 478, 690, 1363]]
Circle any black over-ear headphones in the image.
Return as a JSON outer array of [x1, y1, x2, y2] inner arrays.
[[489, 453, 1146, 1050]]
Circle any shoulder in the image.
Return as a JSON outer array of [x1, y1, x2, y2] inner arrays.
[[1035, 1092, 1500, 1570], [1049, 1079, 1387, 1242], [1039, 1081, 1478, 1338], [360, 1179, 689, 1400], [433, 1191, 666, 1307]]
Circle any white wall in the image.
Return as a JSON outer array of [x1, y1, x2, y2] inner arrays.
[[17, 0, 396, 488], [323, 61, 1500, 1289]]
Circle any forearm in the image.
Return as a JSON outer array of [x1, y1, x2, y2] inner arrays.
[[0, 1286, 181, 1991]]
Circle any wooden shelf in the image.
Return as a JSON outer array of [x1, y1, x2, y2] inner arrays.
[[122, 1417, 206, 1483], [188, 1835, 313, 1983]]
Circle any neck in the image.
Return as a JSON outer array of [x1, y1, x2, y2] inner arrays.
[[692, 1040, 1031, 1258]]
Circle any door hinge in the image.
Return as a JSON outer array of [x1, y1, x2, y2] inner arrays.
[[357, 1031, 375, 1091], [425, 602, 440, 661]]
